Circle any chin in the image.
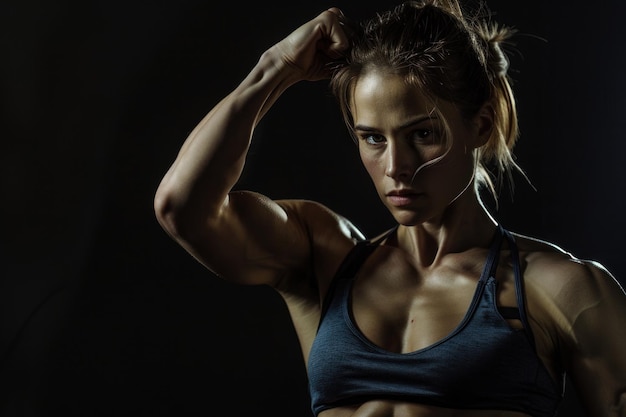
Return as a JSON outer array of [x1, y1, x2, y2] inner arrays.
[[390, 209, 426, 227]]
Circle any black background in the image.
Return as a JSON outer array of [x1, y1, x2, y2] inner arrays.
[[1, 0, 625, 416]]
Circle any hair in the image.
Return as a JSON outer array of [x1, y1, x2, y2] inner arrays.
[[330, 0, 527, 204]]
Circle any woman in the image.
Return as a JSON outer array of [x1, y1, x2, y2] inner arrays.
[[154, 1, 626, 416]]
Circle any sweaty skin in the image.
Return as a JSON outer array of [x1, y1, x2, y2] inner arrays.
[[154, 7, 626, 417]]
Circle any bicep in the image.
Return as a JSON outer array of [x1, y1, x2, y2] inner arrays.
[[175, 190, 313, 286]]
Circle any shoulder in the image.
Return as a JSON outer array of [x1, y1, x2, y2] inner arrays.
[[276, 198, 366, 243], [275, 198, 367, 289], [510, 231, 621, 297], [510, 230, 626, 346], [511, 231, 626, 406]]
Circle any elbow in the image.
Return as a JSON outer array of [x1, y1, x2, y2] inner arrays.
[[153, 178, 198, 240], [153, 185, 182, 238], [153, 181, 219, 242]]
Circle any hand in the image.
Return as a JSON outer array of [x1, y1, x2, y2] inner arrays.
[[270, 7, 351, 82]]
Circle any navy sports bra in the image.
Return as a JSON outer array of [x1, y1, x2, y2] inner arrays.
[[307, 225, 564, 417]]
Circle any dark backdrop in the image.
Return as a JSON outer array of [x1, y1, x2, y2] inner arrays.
[[1, 0, 625, 416]]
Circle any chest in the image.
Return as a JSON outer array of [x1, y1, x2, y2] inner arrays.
[[349, 247, 521, 353], [307, 250, 564, 415]]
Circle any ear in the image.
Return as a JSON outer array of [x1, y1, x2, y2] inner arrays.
[[471, 102, 494, 148]]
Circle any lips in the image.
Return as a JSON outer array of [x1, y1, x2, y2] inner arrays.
[[386, 189, 422, 207]]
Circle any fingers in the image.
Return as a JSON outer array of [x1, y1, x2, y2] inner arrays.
[[269, 6, 353, 81], [326, 7, 344, 19], [326, 7, 356, 37], [320, 7, 352, 59]]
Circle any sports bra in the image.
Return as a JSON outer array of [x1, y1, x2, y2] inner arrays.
[[307, 225, 564, 417]]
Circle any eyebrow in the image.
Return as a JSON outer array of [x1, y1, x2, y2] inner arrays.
[[354, 115, 438, 132]]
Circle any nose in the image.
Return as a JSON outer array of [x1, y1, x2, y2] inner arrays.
[[384, 140, 417, 182]]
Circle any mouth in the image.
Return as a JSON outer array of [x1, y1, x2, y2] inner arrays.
[[386, 190, 422, 207]]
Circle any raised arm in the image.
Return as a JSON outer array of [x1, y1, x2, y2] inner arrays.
[[154, 8, 357, 287]]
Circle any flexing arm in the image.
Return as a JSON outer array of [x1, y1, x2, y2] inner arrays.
[[154, 9, 354, 286]]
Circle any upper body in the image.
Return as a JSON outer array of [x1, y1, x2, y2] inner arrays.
[[153, 1, 626, 416]]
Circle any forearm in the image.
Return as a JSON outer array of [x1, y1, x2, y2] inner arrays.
[[155, 48, 298, 233]]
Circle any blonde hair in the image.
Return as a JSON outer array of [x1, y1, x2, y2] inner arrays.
[[330, 0, 527, 204]]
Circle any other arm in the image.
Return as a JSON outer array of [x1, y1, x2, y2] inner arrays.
[[558, 261, 626, 416]]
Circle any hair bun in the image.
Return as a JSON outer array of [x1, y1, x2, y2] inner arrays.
[[477, 22, 516, 78]]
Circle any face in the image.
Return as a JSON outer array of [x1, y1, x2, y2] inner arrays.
[[351, 70, 484, 225]]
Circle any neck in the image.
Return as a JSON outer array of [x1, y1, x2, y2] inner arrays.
[[395, 191, 498, 267]]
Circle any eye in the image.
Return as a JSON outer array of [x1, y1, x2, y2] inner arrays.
[[360, 133, 386, 145], [410, 129, 439, 145]]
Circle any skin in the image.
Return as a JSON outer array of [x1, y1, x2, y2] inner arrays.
[[154, 7, 626, 417]]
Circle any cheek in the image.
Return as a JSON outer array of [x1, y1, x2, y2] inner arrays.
[[423, 149, 475, 189], [359, 151, 384, 181], [432, 136, 474, 167], [413, 139, 472, 172], [358, 146, 369, 168]]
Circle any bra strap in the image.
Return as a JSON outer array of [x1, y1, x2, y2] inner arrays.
[[502, 228, 536, 346], [479, 225, 505, 283], [317, 226, 396, 329]]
